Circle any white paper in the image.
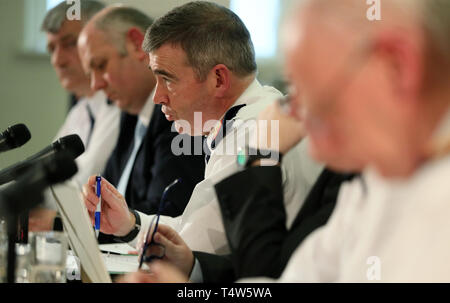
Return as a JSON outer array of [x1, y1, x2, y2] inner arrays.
[[51, 182, 112, 283], [102, 253, 139, 274]]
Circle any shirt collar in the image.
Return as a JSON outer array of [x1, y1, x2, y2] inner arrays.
[[205, 78, 261, 136], [137, 88, 156, 128], [204, 79, 263, 153], [80, 90, 107, 118]]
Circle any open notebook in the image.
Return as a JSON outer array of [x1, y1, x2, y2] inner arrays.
[[51, 181, 139, 283]]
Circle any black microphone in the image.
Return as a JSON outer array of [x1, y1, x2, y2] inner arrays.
[[0, 124, 31, 153], [0, 134, 85, 185], [25, 134, 85, 163], [0, 151, 78, 217], [0, 152, 77, 284]]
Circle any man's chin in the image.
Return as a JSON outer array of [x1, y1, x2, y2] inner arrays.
[[60, 80, 76, 92], [174, 120, 189, 135]]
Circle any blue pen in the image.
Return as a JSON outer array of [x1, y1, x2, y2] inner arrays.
[[95, 175, 102, 238]]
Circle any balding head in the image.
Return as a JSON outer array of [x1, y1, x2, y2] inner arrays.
[[283, 0, 450, 177], [82, 5, 154, 55], [77, 6, 156, 115]]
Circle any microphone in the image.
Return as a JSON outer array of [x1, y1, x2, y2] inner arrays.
[[0, 151, 78, 217], [25, 134, 85, 163], [0, 124, 31, 153], [0, 134, 85, 185], [0, 152, 77, 284]]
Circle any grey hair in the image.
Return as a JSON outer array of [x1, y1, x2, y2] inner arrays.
[[94, 6, 154, 56], [41, 0, 105, 33], [142, 1, 257, 81]]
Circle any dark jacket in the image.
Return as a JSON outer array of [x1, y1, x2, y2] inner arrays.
[[194, 166, 356, 282]]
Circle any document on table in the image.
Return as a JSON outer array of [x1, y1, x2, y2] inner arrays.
[[102, 253, 139, 274], [51, 181, 112, 283]]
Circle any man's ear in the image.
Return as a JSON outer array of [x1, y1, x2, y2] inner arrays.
[[126, 27, 146, 60], [372, 30, 425, 101], [210, 64, 231, 98]]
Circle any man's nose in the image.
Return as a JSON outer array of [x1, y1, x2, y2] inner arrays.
[[51, 46, 68, 68]]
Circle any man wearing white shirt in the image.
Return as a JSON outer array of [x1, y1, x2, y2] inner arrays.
[[242, 0, 450, 283], [30, 1, 120, 231], [78, 6, 206, 243], [83, 2, 323, 254]]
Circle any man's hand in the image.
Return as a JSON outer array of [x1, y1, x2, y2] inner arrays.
[[116, 261, 189, 283], [82, 176, 135, 237], [152, 224, 195, 277], [256, 100, 306, 155], [136, 224, 195, 277]]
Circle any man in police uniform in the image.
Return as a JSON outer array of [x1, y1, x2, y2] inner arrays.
[[83, 1, 322, 255]]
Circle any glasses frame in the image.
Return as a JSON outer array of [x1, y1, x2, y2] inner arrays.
[[138, 179, 181, 269]]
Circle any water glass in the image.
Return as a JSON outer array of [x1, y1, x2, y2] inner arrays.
[[29, 231, 68, 283]]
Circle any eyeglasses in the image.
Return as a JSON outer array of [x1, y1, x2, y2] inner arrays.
[[138, 178, 181, 269]]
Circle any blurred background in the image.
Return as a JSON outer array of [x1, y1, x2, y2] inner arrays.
[[0, 0, 295, 168]]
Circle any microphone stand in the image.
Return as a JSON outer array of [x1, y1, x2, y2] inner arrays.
[[3, 192, 43, 283], [6, 214, 18, 283]]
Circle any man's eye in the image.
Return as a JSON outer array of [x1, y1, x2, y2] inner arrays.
[[94, 61, 106, 70]]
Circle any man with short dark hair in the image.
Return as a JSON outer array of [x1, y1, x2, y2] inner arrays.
[[78, 6, 205, 243], [83, 1, 322, 256]]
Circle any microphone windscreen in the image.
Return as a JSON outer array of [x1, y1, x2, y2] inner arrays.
[[7, 124, 31, 148], [57, 134, 85, 159], [44, 152, 78, 184]]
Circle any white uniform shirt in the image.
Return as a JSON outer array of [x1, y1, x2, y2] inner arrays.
[[132, 80, 323, 254], [243, 110, 450, 283], [44, 91, 120, 209]]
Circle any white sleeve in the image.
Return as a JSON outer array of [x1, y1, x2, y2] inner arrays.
[[189, 258, 204, 283], [72, 104, 120, 187], [127, 211, 181, 249]]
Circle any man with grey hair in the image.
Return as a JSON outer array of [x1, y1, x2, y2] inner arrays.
[[78, 6, 206, 243], [29, 0, 120, 231], [83, 1, 322, 262]]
